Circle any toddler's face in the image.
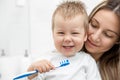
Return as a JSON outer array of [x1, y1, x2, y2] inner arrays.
[[53, 14, 87, 57]]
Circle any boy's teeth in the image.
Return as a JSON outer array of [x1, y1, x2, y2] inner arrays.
[[63, 46, 73, 48]]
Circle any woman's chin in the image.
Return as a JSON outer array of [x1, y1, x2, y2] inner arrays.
[[85, 43, 95, 54]]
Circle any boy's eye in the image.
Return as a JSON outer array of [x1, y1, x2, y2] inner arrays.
[[58, 32, 64, 34], [72, 32, 79, 34]]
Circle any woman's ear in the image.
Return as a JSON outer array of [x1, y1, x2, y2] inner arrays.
[[115, 41, 120, 44]]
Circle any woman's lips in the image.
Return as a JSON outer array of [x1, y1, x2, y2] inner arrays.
[[87, 39, 98, 47]]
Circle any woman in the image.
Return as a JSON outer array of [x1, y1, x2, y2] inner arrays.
[[27, 0, 120, 80], [85, 0, 120, 80]]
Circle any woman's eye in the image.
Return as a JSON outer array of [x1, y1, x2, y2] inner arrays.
[[90, 22, 98, 28], [90, 19, 98, 28], [104, 32, 113, 38]]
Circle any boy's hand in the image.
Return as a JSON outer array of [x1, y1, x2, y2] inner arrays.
[[27, 59, 55, 79]]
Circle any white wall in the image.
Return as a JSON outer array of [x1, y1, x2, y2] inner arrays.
[[0, 0, 30, 56], [0, 0, 103, 57], [30, 0, 59, 58]]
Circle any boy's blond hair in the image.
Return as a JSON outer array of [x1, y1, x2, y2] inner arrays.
[[52, 0, 88, 30]]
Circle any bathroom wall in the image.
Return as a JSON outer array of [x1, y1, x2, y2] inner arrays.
[[0, 0, 30, 56]]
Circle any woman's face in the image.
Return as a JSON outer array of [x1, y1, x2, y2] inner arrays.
[[85, 9, 120, 59]]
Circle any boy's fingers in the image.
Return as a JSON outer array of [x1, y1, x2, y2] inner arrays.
[[27, 65, 38, 79], [43, 64, 51, 72], [27, 64, 35, 72], [37, 66, 44, 73], [33, 63, 49, 73], [40, 60, 55, 71], [28, 73, 38, 79], [45, 61, 55, 70], [29, 59, 55, 73]]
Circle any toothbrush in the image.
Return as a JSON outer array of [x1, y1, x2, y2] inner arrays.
[[13, 59, 70, 80], [56, 59, 70, 68], [13, 70, 38, 80]]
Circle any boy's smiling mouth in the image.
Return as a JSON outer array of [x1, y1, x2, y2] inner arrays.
[[62, 45, 74, 49]]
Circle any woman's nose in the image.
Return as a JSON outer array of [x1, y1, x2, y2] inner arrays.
[[91, 30, 101, 42]]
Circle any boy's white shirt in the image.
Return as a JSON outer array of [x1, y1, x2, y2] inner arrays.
[[31, 50, 101, 80]]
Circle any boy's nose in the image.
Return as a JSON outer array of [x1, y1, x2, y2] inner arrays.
[[64, 35, 72, 43]]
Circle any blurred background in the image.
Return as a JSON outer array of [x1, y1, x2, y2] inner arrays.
[[0, 0, 102, 79]]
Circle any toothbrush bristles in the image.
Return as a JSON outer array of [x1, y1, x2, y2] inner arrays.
[[59, 59, 70, 67]]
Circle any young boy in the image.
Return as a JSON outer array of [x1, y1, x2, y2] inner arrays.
[[27, 1, 101, 80]]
